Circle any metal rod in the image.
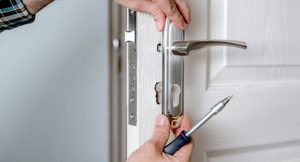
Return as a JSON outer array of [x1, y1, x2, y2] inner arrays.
[[185, 96, 233, 137]]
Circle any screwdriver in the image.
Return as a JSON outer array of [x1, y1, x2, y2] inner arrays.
[[163, 96, 233, 155]]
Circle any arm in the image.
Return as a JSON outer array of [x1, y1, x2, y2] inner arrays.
[[23, 0, 54, 14], [0, 0, 53, 32]]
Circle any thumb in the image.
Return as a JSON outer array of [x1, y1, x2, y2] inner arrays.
[[150, 114, 171, 150]]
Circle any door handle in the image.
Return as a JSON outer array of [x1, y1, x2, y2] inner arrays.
[[161, 19, 247, 128], [172, 40, 247, 56]]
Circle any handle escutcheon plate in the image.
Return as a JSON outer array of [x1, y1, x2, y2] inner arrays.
[[162, 19, 185, 128]]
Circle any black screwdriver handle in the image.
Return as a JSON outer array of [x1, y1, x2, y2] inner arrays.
[[163, 130, 191, 155]]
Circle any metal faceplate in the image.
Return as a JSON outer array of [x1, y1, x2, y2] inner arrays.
[[125, 9, 137, 126], [162, 19, 184, 120]]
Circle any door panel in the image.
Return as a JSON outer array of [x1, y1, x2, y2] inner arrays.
[[207, 141, 300, 162], [208, 0, 300, 87], [185, 0, 300, 161]]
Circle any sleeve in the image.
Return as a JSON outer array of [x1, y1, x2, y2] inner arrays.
[[0, 0, 35, 33]]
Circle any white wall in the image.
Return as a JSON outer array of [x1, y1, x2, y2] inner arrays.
[[0, 0, 109, 162]]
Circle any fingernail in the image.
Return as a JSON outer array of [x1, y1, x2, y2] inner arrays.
[[155, 22, 159, 30], [156, 114, 168, 126], [155, 22, 162, 31], [179, 23, 186, 30], [183, 22, 187, 29], [187, 15, 191, 24]]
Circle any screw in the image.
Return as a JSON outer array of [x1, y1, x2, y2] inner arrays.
[[130, 10, 135, 15], [129, 114, 135, 120], [130, 64, 136, 70], [129, 98, 135, 103], [131, 87, 136, 93]]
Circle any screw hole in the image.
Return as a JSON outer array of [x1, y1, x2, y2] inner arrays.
[[157, 43, 162, 52]]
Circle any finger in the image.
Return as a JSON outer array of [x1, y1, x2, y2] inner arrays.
[[172, 115, 192, 136], [173, 138, 194, 161], [174, 0, 191, 23], [149, 114, 171, 150], [153, 0, 186, 29], [116, 0, 166, 31], [115, 0, 153, 12], [150, 8, 166, 31]]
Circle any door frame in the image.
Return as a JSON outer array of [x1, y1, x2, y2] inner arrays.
[[109, 2, 127, 162]]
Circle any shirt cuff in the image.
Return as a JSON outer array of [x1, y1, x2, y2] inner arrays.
[[0, 0, 35, 32]]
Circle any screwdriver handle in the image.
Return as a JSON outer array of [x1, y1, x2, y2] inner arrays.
[[163, 130, 191, 155]]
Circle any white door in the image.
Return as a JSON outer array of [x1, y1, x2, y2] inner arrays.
[[127, 0, 300, 161]]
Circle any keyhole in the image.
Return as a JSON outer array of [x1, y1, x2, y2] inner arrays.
[[171, 84, 181, 107]]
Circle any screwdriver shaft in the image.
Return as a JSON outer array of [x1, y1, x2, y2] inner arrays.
[[185, 96, 233, 137]]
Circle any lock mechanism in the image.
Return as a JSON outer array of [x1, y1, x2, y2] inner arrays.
[[161, 19, 247, 128], [125, 9, 137, 126]]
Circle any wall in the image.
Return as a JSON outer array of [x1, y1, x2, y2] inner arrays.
[[0, 0, 109, 162]]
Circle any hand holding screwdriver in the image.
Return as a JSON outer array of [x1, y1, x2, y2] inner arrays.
[[126, 115, 193, 162], [126, 96, 232, 162]]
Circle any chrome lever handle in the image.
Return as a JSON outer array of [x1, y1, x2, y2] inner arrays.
[[171, 40, 247, 56]]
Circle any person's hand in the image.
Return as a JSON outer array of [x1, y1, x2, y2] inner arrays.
[[115, 0, 191, 31], [126, 114, 193, 162]]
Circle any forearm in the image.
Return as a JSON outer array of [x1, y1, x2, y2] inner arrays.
[[0, 0, 54, 32], [23, 0, 54, 14]]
